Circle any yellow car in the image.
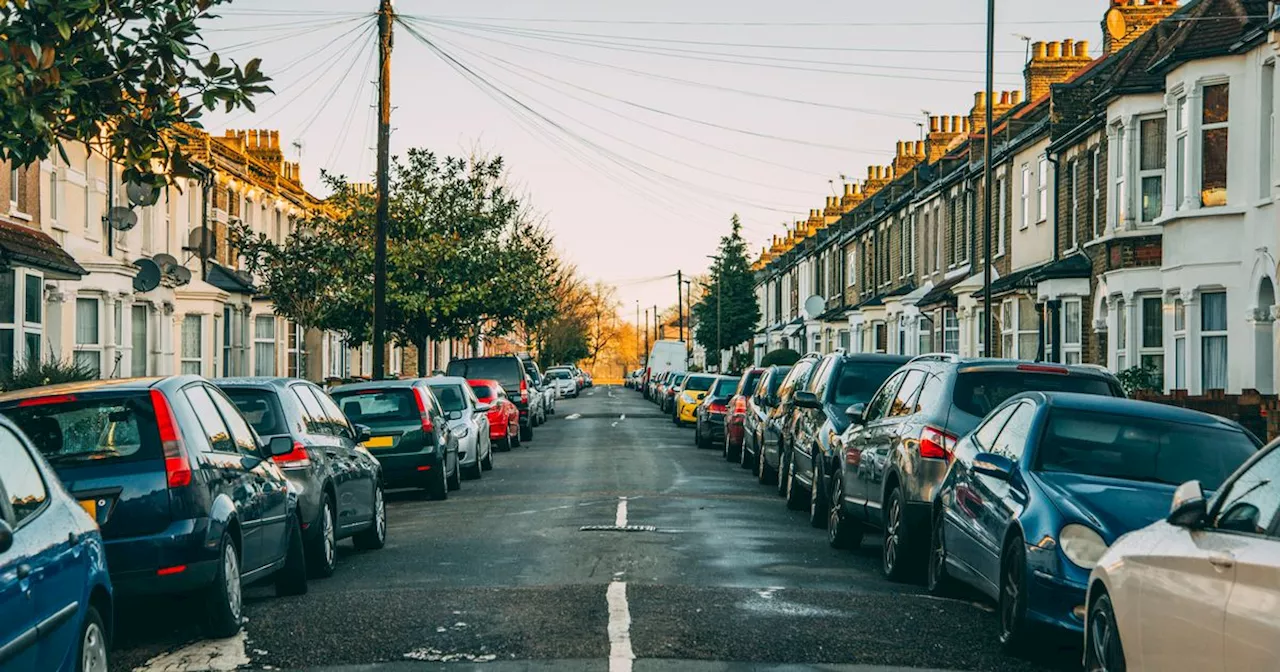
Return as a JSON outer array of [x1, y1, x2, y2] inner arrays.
[[674, 374, 717, 425]]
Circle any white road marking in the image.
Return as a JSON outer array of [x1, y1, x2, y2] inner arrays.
[[606, 581, 635, 672], [611, 422, 618, 427], [619, 414, 626, 420], [566, 413, 582, 420], [615, 497, 628, 527], [134, 632, 250, 672]]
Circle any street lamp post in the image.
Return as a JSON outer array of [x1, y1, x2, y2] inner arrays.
[[982, 0, 995, 357]]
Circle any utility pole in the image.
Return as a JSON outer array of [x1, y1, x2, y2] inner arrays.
[[982, 0, 995, 357], [372, 0, 394, 379], [716, 287, 722, 373], [644, 309, 650, 360], [653, 305, 659, 341], [684, 279, 693, 363], [677, 270, 684, 343], [635, 300, 641, 366]]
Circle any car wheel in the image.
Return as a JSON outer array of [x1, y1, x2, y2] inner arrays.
[[464, 456, 482, 480], [775, 446, 790, 496], [426, 457, 449, 501], [275, 518, 309, 597], [882, 487, 915, 582], [520, 422, 533, 442], [784, 454, 806, 511], [927, 510, 955, 596], [447, 453, 462, 491], [203, 532, 243, 638], [693, 421, 701, 446], [481, 443, 494, 471], [511, 423, 521, 448], [1085, 592, 1126, 672], [999, 538, 1030, 653], [827, 473, 863, 550], [739, 439, 752, 470], [353, 484, 387, 551], [758, 443, 775, 484], [808, 460, 828, 528], [306, 493, 337, 579], [78, 604, 109, 672]]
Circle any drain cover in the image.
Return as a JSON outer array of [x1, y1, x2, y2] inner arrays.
[[579, 525, 658, 532]]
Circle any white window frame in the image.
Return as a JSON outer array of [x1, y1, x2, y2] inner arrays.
[[962, 191, 972, 264], [974, 307, 986, 357], [917, 315, 934, 355], [996, 176, 1006, 257], [943, 309, 960, 355], [8, 163, 18, 213], [1000, 298, 1039, 360], [74, 295, 103, 377], [181, 314, 203, 375], [1068, 160, 1079, 248], [1137, 294, 1164, 387], [1037, 155, 1049, 223], [1061, 298, 1082, 365], [254, 315, 277, 377], [1115, 298, 1128, 371], [1199, 80, 1230, 208], [846, 249, 856, 287], [1262, 60, 1275, 200], [287, 320, 302, 377], [1020, 163, 1031, 229], [933, 204, 943, 271], [1137, 115, 1166, 224], [130, 303, 150, 378], [1091, 147, 1103, 237], [47, 154, 60, 226], [1173, 297, 1187, 389], [1113, 122, 1127, 229], [1200, 290, 1228, 390], [1174, 93, 1189, 210]]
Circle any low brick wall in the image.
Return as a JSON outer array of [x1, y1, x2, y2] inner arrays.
[[1132, 389, 1278, 443]]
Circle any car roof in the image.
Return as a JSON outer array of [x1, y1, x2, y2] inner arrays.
[[0, 375, 194, 402], [425, 376, 471, 388], [915, 356, 1116, 378], [215, 377, 307, 390], [838, 354, 912, 365], [1024, 391, 1245, 430], [331, 378, 423, 393]]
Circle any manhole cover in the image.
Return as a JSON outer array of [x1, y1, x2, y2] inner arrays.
[[579, 525, 658, 532]]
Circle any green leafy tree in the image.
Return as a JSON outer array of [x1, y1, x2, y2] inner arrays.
[[0, 0, 272, 186], [760, 348, 800, 367], [693, 215, 761, 369]]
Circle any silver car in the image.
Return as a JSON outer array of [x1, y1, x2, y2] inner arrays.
[[546, 368, 578, 398], [426, 376, 493, 480]]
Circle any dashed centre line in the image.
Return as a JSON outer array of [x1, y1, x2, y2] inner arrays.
[[615, 497, 628, 527], [606, 581, 634, 672]]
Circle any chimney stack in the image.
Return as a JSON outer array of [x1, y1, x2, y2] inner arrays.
[[969, 91, 1022, 134], [1024, 38, 1094, 102], [893, 138, 924, 175], [1103, 0, 1178, 56]]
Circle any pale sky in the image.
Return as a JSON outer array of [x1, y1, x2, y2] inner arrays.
[[203, 1, 1104, 321]]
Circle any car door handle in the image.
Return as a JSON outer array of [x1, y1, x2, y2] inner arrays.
[[16, 564, 31, 580], [1209, 552, 1235, 571]]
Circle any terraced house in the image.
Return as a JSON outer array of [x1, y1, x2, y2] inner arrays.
[[752, 0, 1280, 396]]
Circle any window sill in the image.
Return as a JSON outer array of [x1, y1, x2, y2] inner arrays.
[[1152, 204, 1247, 226], [8, 210, 32, 222], [1254, 197, 1274, 208]]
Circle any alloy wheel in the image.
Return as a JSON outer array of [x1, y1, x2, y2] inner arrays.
[[82, 620, 108, 672], [374, 487, 386, 542], [827, 477, 843, 541], [1087, 597, 1125, 672], [928, 517, 946, 592], [1001, 552, 1023, 642], [224, 544, 242, 622], [884, 494, 901, 576], [323, 502, 336, 569]]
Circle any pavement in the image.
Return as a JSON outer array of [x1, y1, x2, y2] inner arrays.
[[110, 386, 1077, 672]]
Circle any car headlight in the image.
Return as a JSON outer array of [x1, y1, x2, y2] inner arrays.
[[1059, 524, 1108, 568], [681, 393, 695, 403], [454, 426, 470, 438]]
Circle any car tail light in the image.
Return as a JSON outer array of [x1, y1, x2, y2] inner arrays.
[[413, 388, 435, 433], [520, 378, 529, 403], [708, 401, 727, 414], [919, 425, 957, 460], [152, 390, 193, 488], [731, 396, 748, 415], [273, 441, 312, 469], [1016, 363, 1069, 374], [17, 394, 78, 407]]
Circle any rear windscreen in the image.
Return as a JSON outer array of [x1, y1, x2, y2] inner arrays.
[[685, 376, 715, 392], [332, 390, 420, 424], [739, 371, 763, 396], [447, 359, 520, 387], [470, 385, 495, 399], [548, 370, 571, 380], [713, 378, 739, 396], [6, 394, 160, 466], [428, 385, 467, 412], [954, 371, 1117, 417], [764, 367, 792, 396], [833, 363, 904, 407], [223, 388, 287, 436]]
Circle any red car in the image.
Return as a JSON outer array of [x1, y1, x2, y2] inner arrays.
[[725, 367, 766, 463], [469, 379, 520, 450]]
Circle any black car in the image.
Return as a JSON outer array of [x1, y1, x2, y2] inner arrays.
[[759, 355, 821, 492], [787, 354, 910, 523], [742, 365, 791, 473], [447, 356, 534, 441], [331, 379, 460, 500], [218, 378, 387, 579], [694, 376, 739, 449], [0, 377, 309, 637]]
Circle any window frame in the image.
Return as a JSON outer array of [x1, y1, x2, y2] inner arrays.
[[74, 295, 103, 377], [1116, 298, 1128, 371], [1200, 81, 1230, 208], [1061, 298, 1082, 365], [1113, 122, 1127, 229], [1036, 155, 1049, 223], [1200, 290, 1228, 390], [943, 308, 960, 355], [1020, 163, 1031, 230], [1091, 147, 1103, 237], [181, 314, 203, 375], [1138, 294, 1165, 388], [1138, 115, 1167, 224], [8, 163, 20, 213], [1173, 297, 1187, 389], [1175, 93, 1189, 210], [996, 175, 1007, 257], [1262, 60, 1275, 200], [1068, 160, 1079, 248]]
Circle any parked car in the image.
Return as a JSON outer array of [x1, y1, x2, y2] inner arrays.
[[929, 393, 1258, 651], [674, 374, 716, 426], [446, 356, 534, 441], [695, 376, 739, 449], [644, 340, 688, 398], [743, 365, 791, 474], [0, 414, 113, 671], [426, 377, 493, 480], [1085, 435, 1280, 671], [759, 355, 821, 491], [520, 358, 550, 426], [469, 380, 520, 450], [546, 368, 579, 398], [0, 377, 308, 638], [541, 375, 557, 416], [582, 371, 594, 388], [218, 378, 387, 580], [788, 354, 910, 521], [827, 356, 1124, 582], [661, 372, 688, 414], [331, 380, 461, 500], [724, 367, 765, 463], [525, 373, 547, 427]]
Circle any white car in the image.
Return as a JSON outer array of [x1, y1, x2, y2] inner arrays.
[[546, 369, 578, 397], [426, 376, 493, 480], [1084, 441, 1280, 671]]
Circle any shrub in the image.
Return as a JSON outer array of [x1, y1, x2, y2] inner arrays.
[[0, 359, 99, 393], [760, 348, 801, 367], [1117, 364, 1162, 397]]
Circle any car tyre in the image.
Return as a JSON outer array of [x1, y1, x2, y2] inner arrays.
[[481, 444, 494, 471], [927, 510, 956, 596], [78, 604, 109, 672], [808, 460, 828, 528], [425, 457, 449, 501], [1084, 591, 1126, 672], [739, 439, 753, 470], [776, 446, 790, 497], [827, 473, 863, 550], [353, 484, 387, 551], [306, 493, 337, 579], [203, 532, 243, 638], [882, 487, 916, 583], [511, 425, 521, 448], [784, 454, 807, 511], [447, 453, 462, 491], [275, 519, 309, 597], [758, 442, 776, 485], [999, 538, 1031, 653], [520, 422, 533, 442]]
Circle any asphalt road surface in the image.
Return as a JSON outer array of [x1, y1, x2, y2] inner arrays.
[[111, 386, 1077, 672]]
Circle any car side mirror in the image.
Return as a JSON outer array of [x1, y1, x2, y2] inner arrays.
[[1168, 480, 1208, 528], [267, 435, 294, 458], [0, 519, 13, 554], [475, 402, 492, 412], [354, 424, 372, 443], [972, 452, 1015, 481], [448, 410, 463, 421], [845, 403, 867, 424], [793, 390, 821, 410]]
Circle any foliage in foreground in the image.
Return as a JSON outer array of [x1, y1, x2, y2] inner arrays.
[[1, 358, 98, 392]]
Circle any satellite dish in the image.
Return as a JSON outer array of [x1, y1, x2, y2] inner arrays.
[[132, 258, 162, 293], [152, 253, 179, 271], [803, 295, 827, 320], [125, 181, 161, 208], [107, 206, 138, 231], [166, 265, 193, 286], [1105, 7, 1128, 41], [185, 226, 215, 258]]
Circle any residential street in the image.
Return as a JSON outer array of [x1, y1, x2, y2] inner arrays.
[[112, 387, 1075, 672]]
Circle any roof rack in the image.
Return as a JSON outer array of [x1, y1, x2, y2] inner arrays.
[[908, 353, 961, 364]]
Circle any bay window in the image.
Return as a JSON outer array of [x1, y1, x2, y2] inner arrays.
[[181, 315, 202, 375], [943, 309, 960, 355], [838, 329, 850, 351], [918, 316, 934, 355], [1175, 95, 1188, 209], [1201, 83, 1229, 207], [74, 297, 102, 376], [131, 305, 149, 377], [1139, 117, 1166, 222], [254, 315, 277, 376], [1000, 299, 1036, 359], [1201, 291, 1228, 390], [1139, 295, 1164, 388], [1173, 298, 1186, 389], [1062, 299, 1082, 365]]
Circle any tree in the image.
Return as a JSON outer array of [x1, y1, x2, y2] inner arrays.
[[693, 215, 761, 369], [584, 282, 621, 370], [0, 0, 272, 186], [761, 349, 801, 366]]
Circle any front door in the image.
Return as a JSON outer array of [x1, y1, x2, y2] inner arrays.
[[310, 385, 371, 527]]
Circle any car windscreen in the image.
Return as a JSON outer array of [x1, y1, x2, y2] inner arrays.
[[548, 370, 572, 380], [953, 371, 1116, 417], [5, 394, 161, 466], [428, 384, 467, 412], [447, 359, 519, 387], [223, 388, 288, 436], [738, 370, 763, 396], [833, 363, 904, 407], [332, 389, 420, 425], [1037, 409, 1257, 490], [684, 376, 714, 392], [712, 378, 739, 397], [671, 374, 687, 386]]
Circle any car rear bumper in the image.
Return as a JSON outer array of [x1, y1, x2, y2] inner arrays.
[[706, 415, 726, 440], [376, 451, 444, 487], [105, 518, 220, 596], [726, 420, 745, 447]]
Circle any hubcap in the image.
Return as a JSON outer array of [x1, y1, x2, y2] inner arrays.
[[930, 522, 945, 587], [1090, 605, 1119, 671], [82, 621, 108, 672], [1002, 558, 1021, 636], [323, 503, 335, 567], [225, 545, 241, 621], [884, 496, 900, 573], [828, 479, 842, 540], [374, 488, 386, 540]]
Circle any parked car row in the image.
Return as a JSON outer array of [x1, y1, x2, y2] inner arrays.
[[644, 351, 1280, 668]]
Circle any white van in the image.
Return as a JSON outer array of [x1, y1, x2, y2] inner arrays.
[[645, 340, 687, 390]]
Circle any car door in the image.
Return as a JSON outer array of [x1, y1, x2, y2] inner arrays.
[[848, 371, 906, 513], [859, 370, 926, 526], [209, 386, 291, 567], [793, 358, 834, 481], [969, 400, 1036, 586], [0, 435, 48, 671], [944, 403, 1019, 582], [1221, 530, 1280, 669], [294, 384, 357, 528], [311, 386, 373, 527]]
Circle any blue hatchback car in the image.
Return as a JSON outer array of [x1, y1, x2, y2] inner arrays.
[[928, 392, 1260, 651], [0, 414, 112, 672]]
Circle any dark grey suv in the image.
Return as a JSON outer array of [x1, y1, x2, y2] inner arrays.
[[826, 356, 1124, 581]]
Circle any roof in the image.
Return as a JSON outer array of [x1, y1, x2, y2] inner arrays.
[[206, 262, 256, 294], [1034, 391, 1245, 430], [916, 274, 969, 309], [0, 376, 184, 402], [0, 218, 87, 279], [1030, 253, 1092, 282], [885, 282, 917, 298], [853, 294, 884, 310], [971, 262, 1049, 297]]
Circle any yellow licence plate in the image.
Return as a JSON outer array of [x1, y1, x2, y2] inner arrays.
[[365, 436, 394, 449], [78, 499, 97, 520]]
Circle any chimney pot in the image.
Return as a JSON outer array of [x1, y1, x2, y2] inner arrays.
[[915, 140, 925, 157], [844, 183, 853, 196], [1011, 91, 1022, 104], [974, 91, 987, 108], [1076, 40, 1089, 58], [1033, 41, 1047, 59], [1000, 91, 1010, 105], [1047, 41, 1061, 59], [929, 116, 941, 132]]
